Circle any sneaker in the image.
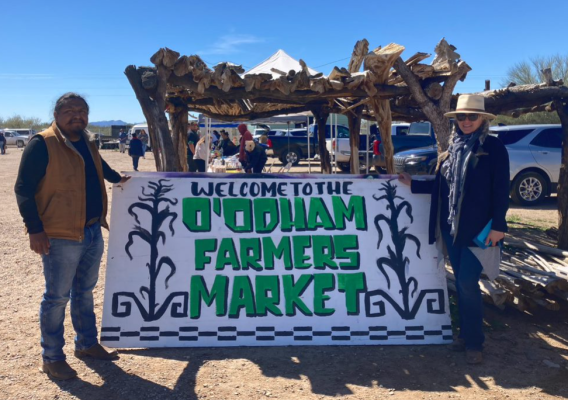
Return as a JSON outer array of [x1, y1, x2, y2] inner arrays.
[[450, 338, 466, 352], [466, 350, 483, 364], [74, 343, 119, 360], [40, 360, 77, 380]]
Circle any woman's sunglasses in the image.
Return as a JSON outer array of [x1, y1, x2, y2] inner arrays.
[[456, 113, 479, 122]]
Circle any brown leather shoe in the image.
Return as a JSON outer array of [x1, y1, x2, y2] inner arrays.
[[40, 360, 78, 380], [466, 350, 483, 364], [74, 343, 119, 360]]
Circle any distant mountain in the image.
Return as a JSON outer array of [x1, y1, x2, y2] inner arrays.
[[90, 120, 129, 127]]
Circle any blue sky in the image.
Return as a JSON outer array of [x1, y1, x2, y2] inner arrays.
[[1, 0, 566, 123]]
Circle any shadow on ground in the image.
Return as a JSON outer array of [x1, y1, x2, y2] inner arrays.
[[49, 304, 568, 400]]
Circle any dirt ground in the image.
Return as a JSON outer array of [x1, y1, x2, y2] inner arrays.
[[1, 148, 567, 400]]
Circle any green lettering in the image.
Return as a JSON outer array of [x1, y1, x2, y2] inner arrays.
[[282, 274, 313, 316], [307, 198, 335, 230], [292, 235, 312, 269], [338, 273, 367, 315], [229, 276, 256, 318], [332, 196, 367, 230], [194, 239, 217, 270], [312, 235, 337, 269], [334, 235, 360, 269], [216, 238, 241, 270], [313, 273, 335, 316], [253, 198, 279, 233], [255, 275, 282, 316], [262, 236, 293, 270], [190, 275, 228, 318], [223, 198, 252, 232], [240, 238, 263, 270], [182, 198, 211, 232]]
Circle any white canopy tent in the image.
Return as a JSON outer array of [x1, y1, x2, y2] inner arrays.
[[243, 49, 320, 78]]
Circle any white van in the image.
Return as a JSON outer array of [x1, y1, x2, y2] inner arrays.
[[129, 123, 151, 149]]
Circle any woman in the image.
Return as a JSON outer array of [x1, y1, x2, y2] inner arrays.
[[128, 133, 144, 171], [139, 129, 149, 158], [243, 139, 268, 173], [193, 134, 211, 172], [398, 95, 509, 364], [238, 124, 254, 172]]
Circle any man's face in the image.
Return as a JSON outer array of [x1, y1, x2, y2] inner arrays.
[[190, 123, 198, 132], [54, 99, 88, 135]]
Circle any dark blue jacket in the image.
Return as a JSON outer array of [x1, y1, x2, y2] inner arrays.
[[411, 135, 510, 247], [128, 138, 144, 157]]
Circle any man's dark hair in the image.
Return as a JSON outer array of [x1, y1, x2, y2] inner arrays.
[[54, 92, 89, 114]]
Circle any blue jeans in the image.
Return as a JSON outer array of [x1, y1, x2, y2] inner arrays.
[[442, 229, 484, 351], [40, 223, 104, 363]]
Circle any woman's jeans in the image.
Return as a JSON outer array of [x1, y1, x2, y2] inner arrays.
[[441, 229, 484, 351], [40, 223, 104, 363], [132, 155, 140, 170], [195, 159, 206, 172], [141, 143, 147, 156]]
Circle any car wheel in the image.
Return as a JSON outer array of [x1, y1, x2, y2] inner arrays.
[[374, 166, 386, 174], [281, 149, 300, 166], [511, 171, 548, 206], [17, 140, 24, 148], [337, 163, 350, 172]]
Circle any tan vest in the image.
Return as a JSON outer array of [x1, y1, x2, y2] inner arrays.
[[35, 123, 109, 241]]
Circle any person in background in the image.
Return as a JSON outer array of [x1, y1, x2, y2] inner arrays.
[[211, 130, 220, 147], [187, 122, 200, 172], [258, 134, 269, 148], [139, 129, 149, 158], [238, 124, 253, 170], [118, 129, 128, 153], [217, 130, 237, 156], [14, 92, 129, 381], [193, 134, 211, 172], [398, 94, 509, 365], [0, 132, 6, 155], [128, 133, 144, 171], [243, 139, 268, 173]]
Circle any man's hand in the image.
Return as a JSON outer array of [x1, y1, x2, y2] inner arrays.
[[119, 176, 131, 184], [30, 232, 50, 255], [486, 230, 505, 247], [398, 172, 412, 186]]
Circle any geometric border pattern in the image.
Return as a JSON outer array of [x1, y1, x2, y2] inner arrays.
[[101, 325, 453, 343]]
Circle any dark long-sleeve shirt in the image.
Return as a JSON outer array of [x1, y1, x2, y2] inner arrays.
[[14, 135, 121, 234], [411, 135, 509, 247]]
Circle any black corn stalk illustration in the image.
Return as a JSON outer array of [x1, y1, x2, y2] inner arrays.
[[112, 179, 188, 321], [366, 179, 444, 320]]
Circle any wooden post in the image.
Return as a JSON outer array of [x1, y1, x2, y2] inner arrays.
[[169, 104, 189, 172], [554, 99, 568, 250], [485, 80, 491, 91], [347, 106, 363, 173], [311, 107, 331, 174]]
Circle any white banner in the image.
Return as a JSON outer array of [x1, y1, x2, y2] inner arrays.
[[101, 173, 451, 347]]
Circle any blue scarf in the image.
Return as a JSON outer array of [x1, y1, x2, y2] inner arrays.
[[442, 127, 483, 236]]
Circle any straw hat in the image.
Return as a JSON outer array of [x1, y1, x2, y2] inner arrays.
[[444, 94, 495, 120]]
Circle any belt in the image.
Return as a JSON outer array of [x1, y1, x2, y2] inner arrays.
[[86, 217, 99, 227]]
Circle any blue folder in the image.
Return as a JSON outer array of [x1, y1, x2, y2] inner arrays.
[[473, 220, 493, 249]]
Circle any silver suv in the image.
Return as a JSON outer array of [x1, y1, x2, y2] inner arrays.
[[490, 124, 561, 206]]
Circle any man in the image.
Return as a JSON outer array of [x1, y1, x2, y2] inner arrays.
[[187, 121, 200, 172], [14, 93, 129, 381], [118, 129, 128, 153], [216, 129, 237, 156], [0, 131, 6, 155]]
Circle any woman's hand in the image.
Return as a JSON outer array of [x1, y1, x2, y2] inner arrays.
[[398, 172, 412, 186], [486, 230, 505, 247]]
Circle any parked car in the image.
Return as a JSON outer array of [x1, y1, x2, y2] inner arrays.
[[370, 121, 437, 172], [1, 130, 30, 147], [393, 124, 563, 206], [269, 124, 346, 165], [326, 123, 410, 172], [6, 128, 36, 137]]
